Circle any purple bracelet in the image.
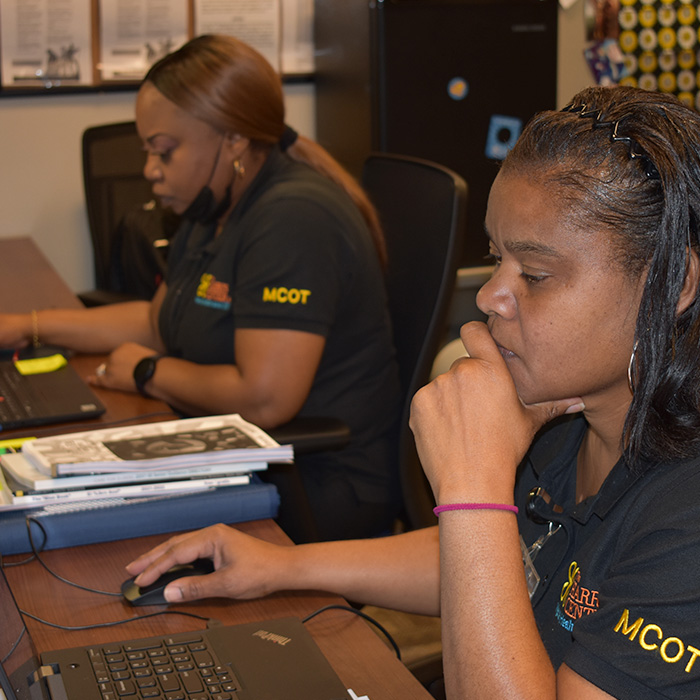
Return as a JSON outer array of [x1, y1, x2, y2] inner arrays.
[[433, 502, 519, 516]]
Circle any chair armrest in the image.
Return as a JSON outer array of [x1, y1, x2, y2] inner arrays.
[[267, 416, 351, 455]]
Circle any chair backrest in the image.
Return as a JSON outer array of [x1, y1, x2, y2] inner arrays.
[[82, 121, 153, 292], [361, 153, 467, 530]]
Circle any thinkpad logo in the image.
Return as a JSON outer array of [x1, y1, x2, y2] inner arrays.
[[252, 629, 292, 646]]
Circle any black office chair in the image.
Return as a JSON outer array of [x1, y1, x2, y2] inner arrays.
[[80, 121, 178, 306], [363, 152, 467, 531], [358, 154, 466, 700], [269, 153, 467, 542]]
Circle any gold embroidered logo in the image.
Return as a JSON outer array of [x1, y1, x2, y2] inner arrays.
[[559, 561, 599, 621], [262, 287, 311, 305], [614, 609, 700, 673]]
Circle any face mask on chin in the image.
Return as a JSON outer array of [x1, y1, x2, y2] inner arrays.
[[181, 183, 232, 224], [181, 133, 235, 225]]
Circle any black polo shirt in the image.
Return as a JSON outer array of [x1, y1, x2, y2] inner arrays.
[[516, 415, 700, 699], [158, 148, 401, 506]]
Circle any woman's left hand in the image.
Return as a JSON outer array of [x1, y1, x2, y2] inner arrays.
[[89, 342, 158, 393], [409, 321, 584, 506]]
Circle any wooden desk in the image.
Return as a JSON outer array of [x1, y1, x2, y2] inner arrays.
[[0, 236, 175, 439], [0, 237, 433, 698], [0, 237, 82, 313], [4, 521, 431, 699]]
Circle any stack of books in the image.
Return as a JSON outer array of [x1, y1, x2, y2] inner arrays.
[[0, 414, 293, 511]]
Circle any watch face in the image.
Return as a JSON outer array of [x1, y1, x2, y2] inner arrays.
[[134, 356, 158, 394]]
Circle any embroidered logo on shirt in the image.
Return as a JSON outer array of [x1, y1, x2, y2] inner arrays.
[[195, 273, 231, 311], [262, 287, 311, 305], [555, 561, 600, 632], [614, 608, 700, 673]]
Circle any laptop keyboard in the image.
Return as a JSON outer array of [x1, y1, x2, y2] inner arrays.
[[87, 631, 241, 700], [0, 363, 42, 422]]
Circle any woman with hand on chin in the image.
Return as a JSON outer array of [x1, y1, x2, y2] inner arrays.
[[125, 85, 700, 699], [0, 35, 401, 543]]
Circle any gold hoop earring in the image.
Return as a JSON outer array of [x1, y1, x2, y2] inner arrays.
[[627, 340, 639, 394], [233, 159, 245, 178]]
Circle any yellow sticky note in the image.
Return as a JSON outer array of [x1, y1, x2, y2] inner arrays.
[[0, 437, 35, 450], [14, 354, 68, 375]]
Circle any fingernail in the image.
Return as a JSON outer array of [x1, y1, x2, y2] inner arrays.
[[565, 402, 586, 414], [164, 585, 183, 602]]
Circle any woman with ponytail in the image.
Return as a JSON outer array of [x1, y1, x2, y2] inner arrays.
[[0, 35, 401, 543]]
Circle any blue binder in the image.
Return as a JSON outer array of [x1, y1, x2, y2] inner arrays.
[[0, 476, 279, 555]]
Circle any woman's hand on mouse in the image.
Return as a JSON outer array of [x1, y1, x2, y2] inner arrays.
[[125, 524, 294, 603]]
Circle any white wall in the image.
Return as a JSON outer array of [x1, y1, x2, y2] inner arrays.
[[0, 1, 590, 293], [0, 84, 315, 293], [558, 0, 596, 108]]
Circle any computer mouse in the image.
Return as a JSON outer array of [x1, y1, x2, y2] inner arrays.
[[121, 558, 215, 606]]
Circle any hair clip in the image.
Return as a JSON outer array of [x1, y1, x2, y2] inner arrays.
[[560, 102, 584, 114], [608, 120, 660, 179], [561, 103, 660, 180]]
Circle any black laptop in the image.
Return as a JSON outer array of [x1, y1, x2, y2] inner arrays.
[[0, 566, 351, 700], [0, 348, 105, 431]]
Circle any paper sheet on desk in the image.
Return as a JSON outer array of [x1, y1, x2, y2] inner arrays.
[[348, 691, 370, 700]]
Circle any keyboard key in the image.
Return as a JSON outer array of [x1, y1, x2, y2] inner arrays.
[[192, 651, 214, 669], [114, 679, 136, 696], [158, 674, 180, 693], [180, 670, 204, 694]]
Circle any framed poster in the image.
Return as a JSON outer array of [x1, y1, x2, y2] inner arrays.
[[0, 0, 312, 94], [0, 0, 94, 88], [99, 0, 189, 82], [194, 0, 281, 71]]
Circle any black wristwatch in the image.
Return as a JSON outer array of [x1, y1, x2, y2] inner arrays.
[[133, 355, 161, 397]]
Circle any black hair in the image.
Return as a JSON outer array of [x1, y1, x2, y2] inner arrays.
[[502, 85, 700, 465]]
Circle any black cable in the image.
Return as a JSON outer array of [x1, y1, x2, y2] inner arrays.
[[8, 528, 213, 632], [302, 604, 401, 661], [0, 550, 37, 567], [6, 528, 402, 661], [19, 608, 211, 632], [1, 626, 26, 665], [24, 517, 121, 596]]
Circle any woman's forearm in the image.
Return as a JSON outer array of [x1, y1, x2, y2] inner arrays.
[[285, 527, 441, 615], [35, 302, 159, 353], [143, 328, 327, 427], [439, 512, 555, 699]]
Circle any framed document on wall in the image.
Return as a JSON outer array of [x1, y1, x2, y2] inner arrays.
[[194, 0, 281, 72], [98, 0, 189, 83], [0, 0, 311, 95], [0, 0, 94, 89]]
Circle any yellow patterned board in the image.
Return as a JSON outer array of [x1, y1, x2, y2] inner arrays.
[[617, 0, 700, 109]]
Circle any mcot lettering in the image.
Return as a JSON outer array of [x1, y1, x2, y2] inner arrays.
[[262, 287, 311, 304], [614, 608, 700, 673]]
